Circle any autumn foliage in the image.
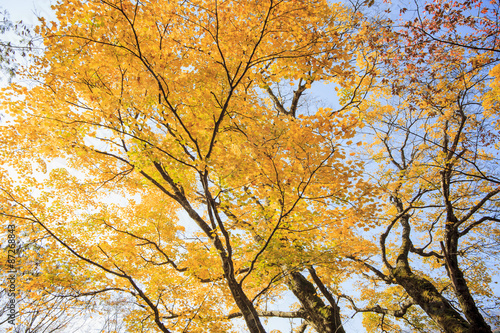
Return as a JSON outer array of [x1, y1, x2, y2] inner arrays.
[[0, 0, 499, 332]]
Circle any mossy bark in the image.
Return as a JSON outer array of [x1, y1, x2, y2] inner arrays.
[[285, 270, 345, 333], [393, 262, 471, 333]]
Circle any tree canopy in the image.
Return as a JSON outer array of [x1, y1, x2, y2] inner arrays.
[[1, 0, 499, 332]]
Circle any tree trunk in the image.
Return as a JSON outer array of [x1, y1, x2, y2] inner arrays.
[[285, 269, 345, 333], [443, 231, 492, 333], [391, 206, 471, 333], [225, 272, 267, 333], [217, 240, 267, 333], [393, 262, 471, 333], [173, 188, 267, 333]]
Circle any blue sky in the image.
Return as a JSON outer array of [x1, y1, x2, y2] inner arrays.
[[1, 0, 54, 24]]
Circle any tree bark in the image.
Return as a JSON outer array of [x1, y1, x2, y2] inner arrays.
[[390, 203, 471, 333], [284, 268, 345, 333], [440, 157, 492, 333], [392, 262, 471, 333], [224, 269, 267, 333], [156, 168, 267, 333], [443, 231, 492, 333]]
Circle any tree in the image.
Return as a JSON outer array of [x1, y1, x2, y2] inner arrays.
[[342, 1, 500, 331], [2, 0, 499, 332], [1, 0, 376, 332]]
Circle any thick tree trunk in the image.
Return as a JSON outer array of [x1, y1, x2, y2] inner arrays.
[[285, 269, 345, 333], [393, 262, 470, 333], [390, 206, 471, 333]]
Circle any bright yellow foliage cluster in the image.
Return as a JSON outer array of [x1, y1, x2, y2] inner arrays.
[[0, 0, 377, 332]]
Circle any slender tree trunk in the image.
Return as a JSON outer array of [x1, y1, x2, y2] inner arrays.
[[439, 130, 492, 333], [444, 229, 492, 333], [169, 184, 267, 333], [216, 238, 267, 333], [224, 270, 267, 333]]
